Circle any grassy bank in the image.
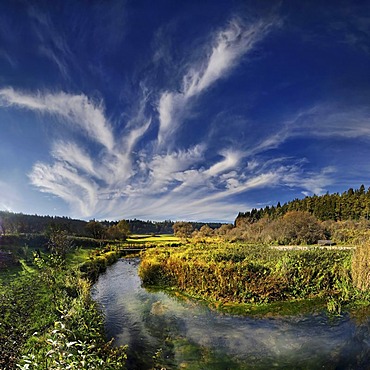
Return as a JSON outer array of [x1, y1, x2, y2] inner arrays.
[[0, 245, 128, 369], [139, 242, 370, 315]]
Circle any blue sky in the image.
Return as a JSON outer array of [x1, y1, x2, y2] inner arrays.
[[0, 0, 370, 222]]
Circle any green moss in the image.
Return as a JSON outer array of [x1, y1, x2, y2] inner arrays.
[[215, 297, 327, 316]]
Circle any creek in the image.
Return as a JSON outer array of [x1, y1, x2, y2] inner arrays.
[[91, 258, 370, 369]]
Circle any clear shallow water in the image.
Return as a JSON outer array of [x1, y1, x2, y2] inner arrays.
[[91, 258, 370, 370]]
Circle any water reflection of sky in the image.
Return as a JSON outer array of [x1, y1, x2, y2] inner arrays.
[[91, 258, 370, 369]]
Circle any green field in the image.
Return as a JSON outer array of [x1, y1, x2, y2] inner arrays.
[[126, 234, 180, 244]]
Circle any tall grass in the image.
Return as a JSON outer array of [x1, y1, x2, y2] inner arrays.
[[352, 242, 370, 291], [139, 243, 356, 307]]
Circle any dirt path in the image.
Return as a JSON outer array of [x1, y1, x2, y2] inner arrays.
[[272, 245, 355, 251]]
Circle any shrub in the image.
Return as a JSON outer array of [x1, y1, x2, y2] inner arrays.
[[276, 211, 325, 245]]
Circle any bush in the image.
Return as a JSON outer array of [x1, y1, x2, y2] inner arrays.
[[272, 211, 325, 245], [79, 249, 125, 281]]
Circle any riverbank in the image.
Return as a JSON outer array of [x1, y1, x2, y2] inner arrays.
[[93, 256, 370, 370], [139, 242, 370, 316], [0, 245, 129, 369], [2, 238, 368, 368]]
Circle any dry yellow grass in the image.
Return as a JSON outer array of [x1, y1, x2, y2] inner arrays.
[[351, 243, 370, 291]]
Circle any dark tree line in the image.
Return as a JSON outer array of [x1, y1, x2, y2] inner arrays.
[[236, 185, 370, 225], [0, 211, 223, 237], [0, 212, 88, 236], [127, 219, 174, 234]]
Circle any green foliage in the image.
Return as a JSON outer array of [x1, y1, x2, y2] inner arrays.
[[17, 287, 127, 369], [47, 229, 73, 258], [0, 271, 55, 369], [237, 185, 370, 223], [0, 211, 88, 236], [85, 220, 107, 239], [0, 248, 127, 369], [126, 234, 180, 246], [77, 246, 126, 282], [107, 220, 130, 240]]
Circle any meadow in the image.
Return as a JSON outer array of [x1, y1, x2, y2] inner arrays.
[[0, 233, 180, 369], [1, 231, 369, 368]]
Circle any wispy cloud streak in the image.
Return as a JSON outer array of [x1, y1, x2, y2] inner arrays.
[[157, 18, 277, 147], [0, 88, 114, 151], [29, 162, 99, 217], [2, 13, 357, 222]]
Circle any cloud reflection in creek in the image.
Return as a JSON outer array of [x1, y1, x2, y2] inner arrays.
[[91, 258, 370, 369]]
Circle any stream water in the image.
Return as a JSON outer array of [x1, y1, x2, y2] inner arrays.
[[91, 258, 370, 369]]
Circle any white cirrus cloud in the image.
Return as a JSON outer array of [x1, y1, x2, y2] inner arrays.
[[52, 141, 98, 178], [2, 13, 356, 222], [0, 83, 343, 221], [29, 161, 99, 217], [0, 88, 114, 151], [300, 105, 370, 139], [280, 165, 336, 196], [157, 17, 278, 147], [205, 150, 244, 177]]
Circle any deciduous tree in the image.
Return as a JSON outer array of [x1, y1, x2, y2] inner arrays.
[[85, 220, 106, 239], [173, 222, 193, 238], [278, 211, 324, 245], [108, 220, 130, 240]]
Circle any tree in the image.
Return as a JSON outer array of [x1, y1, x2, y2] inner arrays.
[[173, 222, 193, 238], [47, 228, 73, 259], [215, 224, 233, 236], [0, 218, 5, 235], [85, 220, 106, 239], [107, 220, 130, 240], [198, 224, 213, 237], [278, 211, 324, 245]]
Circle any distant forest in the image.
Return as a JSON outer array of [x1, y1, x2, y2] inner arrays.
[[0, 211, 222, 236], [1, 185, 368, 238], [236, 185, 370, 225]]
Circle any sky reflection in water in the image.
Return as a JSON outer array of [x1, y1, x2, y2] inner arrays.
[[92, 258, 370, 369]]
